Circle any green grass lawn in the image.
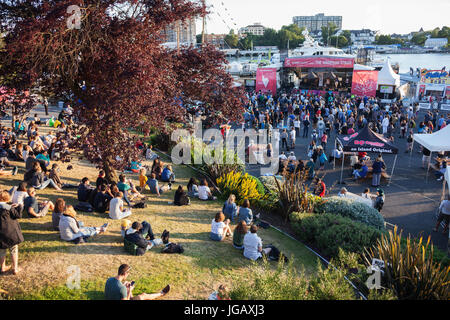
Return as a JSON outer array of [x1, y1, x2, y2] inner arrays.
[[0, 138, 319, 300]]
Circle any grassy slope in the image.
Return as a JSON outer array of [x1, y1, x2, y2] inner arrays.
[[0, 140, 318, 300]]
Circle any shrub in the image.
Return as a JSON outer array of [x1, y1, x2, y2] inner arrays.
[[259, 175, 284, 193], [316, 196, 385, 230], [290, 213, 383, 258], [273, 171, 324, 222], [364, 227, 450, 300], [216, 171, 265, 204], [229, 257, 357, 300]]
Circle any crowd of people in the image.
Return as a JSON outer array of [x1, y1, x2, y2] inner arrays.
[[1, 92, 449, 298]]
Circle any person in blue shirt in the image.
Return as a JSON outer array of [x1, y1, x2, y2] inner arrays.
[[353, 160, 369, 180], [36, 150, 50, 168], [237, 199, 253, 225], [222, 194, 239, 222], [160, 165, 175, 183]]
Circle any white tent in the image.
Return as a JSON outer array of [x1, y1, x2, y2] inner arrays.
[[413, 124, 450, 152], [377, 58, 400, 87], [412, 125, 450, 182], [354, 64, 376, 71]]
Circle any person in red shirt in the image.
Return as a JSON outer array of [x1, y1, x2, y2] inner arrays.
[[313, 177, 326, 198]]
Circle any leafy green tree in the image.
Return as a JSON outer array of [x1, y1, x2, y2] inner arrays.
[[321, 23, 338, 45], [411, 33, 427, 46], [224, 29, 239, 48]]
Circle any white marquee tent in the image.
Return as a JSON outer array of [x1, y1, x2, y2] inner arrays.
[[413, 124, 450, 152], [412, 125, 450, 182], [377, 58, 400, 87]]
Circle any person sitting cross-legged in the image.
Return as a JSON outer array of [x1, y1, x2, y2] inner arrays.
[[109, 192, 132, 220], [124, 221, 166, 256], [160, 165, 176, 183], [232, 220, 248, 250], [104, 264, 170, 300], [147, 173, 171, 197], [93, 184, 113, 214]]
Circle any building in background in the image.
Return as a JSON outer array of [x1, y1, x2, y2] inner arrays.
[[239, 23, 266, 36], [424, 38, 448, 48], [203, 34, 227, 48], [349, 29, 378, 45], [162, 18, 197, 46], [293, 13, 342, 32]]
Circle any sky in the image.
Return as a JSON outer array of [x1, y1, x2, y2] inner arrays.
[[195, 0, 450, 35]]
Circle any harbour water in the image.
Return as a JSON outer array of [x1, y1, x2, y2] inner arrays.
[[227, 53, 450, 74]]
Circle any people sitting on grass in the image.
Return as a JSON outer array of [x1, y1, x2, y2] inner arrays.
[[30, 163, 61, 191], [93, 184, 113, 213], [222, 194, 239, 223], [243, 225, 272, 261], [187, 178, 199, 198], [174, 186, 190, 206], [36, 150, 50, 168], [78, 177, 95, 203], [145, 145, 158, 161], [10, 182, 28, 213], [59, 205, 108, 243], [109, 192, 132, 220], [138, 168, 148, 191], [23, 187, 55, 218], [433, 195, 449, 235], [117, 174, 145, 205], [151, 158, 163, 180], [198, 179, 216, 201], [104, 264, 170, 300], [52, 198, 66, 231], [96, 170, 109, 189], [129, 158, 142, 174], [0, 190, 24, 275], [233, 220, 248, 250], [124, 221, 165, 255], [161, 165, 176, 183], [210, 212, 232, 242], [237, 199, 253, 225], [352, 160, 369, 181], [147, 173, 171, 197]]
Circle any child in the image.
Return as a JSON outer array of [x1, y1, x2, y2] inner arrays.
[[139, 168, 149, 191]]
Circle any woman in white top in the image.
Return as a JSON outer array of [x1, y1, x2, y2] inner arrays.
[[210, 212, 232, 241], [109, 192, 132, 220], [198, 179, 216, 201], [10, 182, 28, 209]]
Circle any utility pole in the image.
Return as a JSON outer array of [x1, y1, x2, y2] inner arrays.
[[201, 0, 206, 46]]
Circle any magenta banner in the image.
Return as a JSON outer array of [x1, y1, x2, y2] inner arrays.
[[284, 57, 355, 69], [256, 68, 277, 95], [351, 70, 378, 97]]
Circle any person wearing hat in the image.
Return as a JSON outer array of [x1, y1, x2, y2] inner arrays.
[[373, 189, 385, 213], [104, 264, 170, 300]]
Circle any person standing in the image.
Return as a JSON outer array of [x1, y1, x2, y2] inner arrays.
[[373, 188, 385, 213], [433, 195, 450, 235], [302, 115, 310, 138], [0, 191, 23, 275], [371, 155, 385, 188], [281, 129, 289, 151]]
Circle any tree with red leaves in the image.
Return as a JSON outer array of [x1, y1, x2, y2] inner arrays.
[[0, 0, 245, 182]]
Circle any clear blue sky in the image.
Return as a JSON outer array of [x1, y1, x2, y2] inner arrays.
[[196, 0, 450, 35]]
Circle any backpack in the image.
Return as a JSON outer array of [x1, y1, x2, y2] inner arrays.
[[266, 245, 288, 263], [161, 242, 184, 254], [133, 202, 146, 209], [74, 202, 93, 213]]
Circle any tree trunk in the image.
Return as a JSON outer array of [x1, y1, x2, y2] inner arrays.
[[103, 158, 118, 184]]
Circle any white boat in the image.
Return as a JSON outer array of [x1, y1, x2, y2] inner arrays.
[[289, 30, 356, 58]]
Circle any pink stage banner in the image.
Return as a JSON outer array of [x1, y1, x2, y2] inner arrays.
[[284, 57, 354, 69], [256, 68, 277, 95], [351, 70, 379, 97]]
